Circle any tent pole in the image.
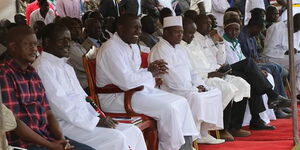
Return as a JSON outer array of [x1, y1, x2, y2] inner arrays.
[[287, 0, 300, 145]]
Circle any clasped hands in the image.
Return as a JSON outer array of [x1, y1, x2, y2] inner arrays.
[[148, 59, 169, 77]]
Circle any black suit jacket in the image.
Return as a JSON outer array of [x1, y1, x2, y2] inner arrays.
[[119, 0, 139, 16], [99, 0, 119, 18]]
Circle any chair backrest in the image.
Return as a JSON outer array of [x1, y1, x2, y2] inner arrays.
[[82, 56, 100, 107], [141, 52, 149, 68]]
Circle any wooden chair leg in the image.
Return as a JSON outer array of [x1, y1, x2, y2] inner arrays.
[[193, 140, 199, 150], [144, 128, 158, 150]]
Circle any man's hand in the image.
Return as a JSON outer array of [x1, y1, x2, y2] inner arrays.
[[208, 71, 224, 78], [261, 70, 269, 77], [48, 139, 74, 150], [97, 116, 118, 128], [155, 78, 163, 87], [209, 30, 223, 44], [148, 59, 168, 77], [197, 85, 208, 92]]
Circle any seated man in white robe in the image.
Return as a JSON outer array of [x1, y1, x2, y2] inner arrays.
[[264, 13, 300, 96], [194, 14, 291, 130], [33, 23, 148, 150], [96, 13, 199, 150], [149, 16, 225, 144], [181, 17, 251, 141]]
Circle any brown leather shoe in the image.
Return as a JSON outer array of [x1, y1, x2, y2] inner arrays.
[[219, 130, 234, 141], [229, 129, 251, 137]]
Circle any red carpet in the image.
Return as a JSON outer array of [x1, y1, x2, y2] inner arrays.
[[200, 106, 300, 150]]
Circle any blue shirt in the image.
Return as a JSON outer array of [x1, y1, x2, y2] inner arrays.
[[238, 27, 259, 59]]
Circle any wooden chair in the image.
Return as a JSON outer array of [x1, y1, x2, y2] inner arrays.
[[82, 55, 158, 150]]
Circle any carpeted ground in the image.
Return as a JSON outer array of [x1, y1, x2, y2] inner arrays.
[[200, 106, 299, 150]]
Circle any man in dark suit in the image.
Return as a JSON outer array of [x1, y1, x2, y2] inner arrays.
[[119, 0, 140, 16], [99, 0, 120, 18]]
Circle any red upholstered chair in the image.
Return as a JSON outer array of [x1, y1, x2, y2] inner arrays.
[[82, 55, 158, 150]]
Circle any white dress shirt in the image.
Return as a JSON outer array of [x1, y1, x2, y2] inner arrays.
[[30, 8, 55, 27]]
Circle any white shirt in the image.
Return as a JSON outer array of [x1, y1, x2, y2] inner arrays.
[[211, 0, 230, 27], [190, 0, 212, 13], [33, 52, 100, 131], [30, 8, 55, 27], [264, 21, 300, 59], [244, 0, 265, 25], [149, 38, 205, 92], [158, 0, 176, 15], [182, 40, 213, 79], [193, 32, 226, 69], [96, 33, 155, 90], [56, 0, 81, 19], [224, 38, 246, 65], [68, 41, 88, 89], [279, 0, 300, 21]]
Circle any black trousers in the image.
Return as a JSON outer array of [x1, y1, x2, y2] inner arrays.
[[223, 98, 248, 130], [230, 58, 274, 114]]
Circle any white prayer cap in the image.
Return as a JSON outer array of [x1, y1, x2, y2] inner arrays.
[[163, 16, 182, 28]]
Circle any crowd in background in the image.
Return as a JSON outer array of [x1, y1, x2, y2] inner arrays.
[[1, 0, 300, 150]]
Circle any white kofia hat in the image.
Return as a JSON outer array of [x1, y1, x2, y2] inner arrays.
[[163, 16, 182, 28]]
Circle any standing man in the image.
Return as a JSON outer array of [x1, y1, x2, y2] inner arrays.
[[33, 23, 148, 150], [56, 0, 81, 19], [25, 0, 55, 25], [190, 0, 211, 14], [99, 0, 120, 18], [96, 13, 199, 150], [211, 0, 230, 29], [244, 0, 265, 25]]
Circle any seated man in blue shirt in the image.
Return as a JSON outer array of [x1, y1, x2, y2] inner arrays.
[[238, 16, 291, 118]]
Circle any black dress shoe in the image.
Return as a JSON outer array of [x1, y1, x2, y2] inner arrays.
[[281, 107, 292, 114], [275, 108, 292, 119], [250, 119, 276, 130], [268, 95, 292, 109]]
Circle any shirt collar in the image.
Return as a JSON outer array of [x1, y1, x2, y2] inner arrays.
[[195, 31, 207, 40], [160, 38, 179, 50], [180, 40, 188, 46], [41, 51, 69, 64], [5, 58, 35, 73], [112, 33, 136, 49], [223, 34, 238, 43], [87, 37, 101, 48]]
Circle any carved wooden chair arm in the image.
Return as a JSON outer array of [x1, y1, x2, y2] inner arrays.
[[96, 84, 144, 115]]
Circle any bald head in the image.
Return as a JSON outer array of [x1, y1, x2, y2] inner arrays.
[[182, 17, 196, 44], [116, 13, 141, 44], [84, 18, 102, 39], [117, 13, 139, 28], [7, 25, 35, 44], [195, 14, 211, 35], [6, 25, 38, 64]]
